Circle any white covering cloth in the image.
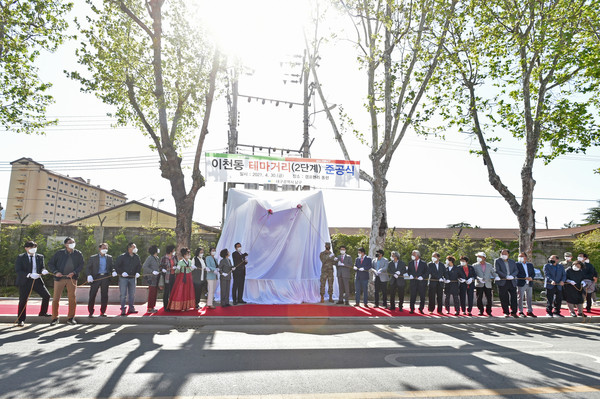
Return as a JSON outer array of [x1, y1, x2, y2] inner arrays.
[[215, 189, 336, 304]]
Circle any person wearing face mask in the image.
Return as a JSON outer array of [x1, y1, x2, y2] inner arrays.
[[578, 253, 597, 312], [543, 254, 566, 317], [319, 242, 337, 303], [353, 247, 372, 307], [48, 237, 84, 325], [427, 252, 445, 315], [407, 250, 428, 314], [336, 245, 353, 305], [142, 245, 161, 313], [387, 251, 407, 311], [457, 256, 476, 316], [515, 252, 536, 317], [443, 256, 460, 316], [231, 242, 249, 305], [15, 241, 51, 327], [564, 260, 587, 317], [86, 243, 114, 317], [560, 252, 573, 269], [168, 247, 196, 311], [372, 249, 389, 308], [115, 242, 142, 316], [219, 248, 233, 307], [494, 249, 519, 318], [204, 247, 219, 309], [472, 252, 496, 316], [160, 244, 177, 312], [192, 247, 208, 309]]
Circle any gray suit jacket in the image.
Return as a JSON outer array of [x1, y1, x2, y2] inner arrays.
[[86, 253, 114, 277], [473, 262, 497, 289], [494, 258, 518, 287], [336, 253, 353, 278]]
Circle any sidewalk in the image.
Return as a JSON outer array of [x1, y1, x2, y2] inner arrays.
[[2, 297, 598, 326]]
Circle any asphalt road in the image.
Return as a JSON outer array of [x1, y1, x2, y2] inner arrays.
[[0, 322, 599, 398]]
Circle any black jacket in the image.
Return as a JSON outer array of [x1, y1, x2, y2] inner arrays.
[[232, 250, 248, 276], [516, 262, 535, 287], [48, 249, 84, 280], [115, 253, 142, 277], [15, 253, 46, 286]]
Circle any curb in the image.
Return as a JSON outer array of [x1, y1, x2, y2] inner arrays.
[[2, 314, 597, 327]]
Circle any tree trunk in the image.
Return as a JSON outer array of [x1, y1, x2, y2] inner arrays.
[[173, 193, 194, 250], [369, 166, 388, 256]]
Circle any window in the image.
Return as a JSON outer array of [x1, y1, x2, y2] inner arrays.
[[46, 194, 50, 198], [45, 202, 49, 206], [125, 211, 141, 221], [43, 219, 47, 222], [53, 179, 57, 182]]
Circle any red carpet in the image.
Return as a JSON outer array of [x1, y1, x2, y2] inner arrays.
[[3, 301, 599, 319]]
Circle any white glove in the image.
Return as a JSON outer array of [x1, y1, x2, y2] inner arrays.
[[506, 275, 515, 280], [135, 273, 140, 278], [152, 270, 159, 275], [338, 261, 344, 266], [403, 273, 409, 278], [439, 278, 444, 282], [359, 267, 365, 272], [477, 277, 484, 283], [353, 266, 358, 270], [87, 275, 94, 283], [222, 273, 228, 277], [494, 276, 500, 281], [191, 265, 197, 270], [444, 279, 451, 284], [232, 267, 237, 271], [570, 280, 576, 285], [162, 268, 167, 274], [175, 265, 180, 270], [122, 272, 129, 277], [458, 278, 466, 283], [41, 269, 49, 275], [408, 275, 414, 280], [112, 271, 118, 277], [215, 268, 220, 273], [466, 278, 473, 284], [30, 272, 40, 279], [417, 276, 423, 281], [582, 281, 587, 287], [334, 257, 338, 261], [394, 272, 400, 278]]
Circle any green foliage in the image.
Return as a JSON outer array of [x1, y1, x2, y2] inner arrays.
[[574, 229, 600, 275], [0, 0, 72, 133], [583, 201, 600, 225]]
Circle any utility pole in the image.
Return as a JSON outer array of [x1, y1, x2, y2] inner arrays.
[[302, 49, 310, 159], [222, 65, 240, 225]]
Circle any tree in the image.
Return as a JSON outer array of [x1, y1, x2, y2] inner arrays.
[[0, 0, 72, 133], [307, 0, 457, 255], [431, 0, 600, 259], [70, 0, 220, 248], [446, 222, 480, 229], [583, 200, 600, 225]]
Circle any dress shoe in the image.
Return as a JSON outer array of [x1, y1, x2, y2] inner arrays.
[[345, 301, 349, 305], [389, 307, 396, 311], [336, 301, 344, 304], [120, 310, 127, 316], [455, 311, 460, 316], [354, 303, 360, 307], [17, 321, 25, 327], [222, 304, 231, 308], [233, 301, 238, 306], [570, 311, 577, 317], [38, 313, 51, 317], [328, 298, 334, 303], [579, 313, 587, 318], [546, 313, 554, 318], [67, 318, 77, 325], [239, 301, 248, 304], [128, 309, 138, 314], [409, 310, 415, 314], [479, 311, 484, 316], [554, 313, 564, 318], [419, 309, 425, 314], [512, 313, 519, 318], [99, 313, 107, 317], [50, 318, 59, 325], [467, 312, 473, 316], [320, 295, 325, 303], [526, 312, 537, 318], [504, 314, 510, 318], [88, 314, 95, 318]]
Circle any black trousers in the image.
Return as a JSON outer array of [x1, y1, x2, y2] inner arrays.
[[374, 277, 388, 307], [194, 280, 208, 307], [409, 280, 427, 311], [445, 291, 460, 313], [428, 281, 444, 312], [88, 275, 110, 315], [459, 283, 475, 313], [476, 286, 493, 314], [232, 270, 245, 303], [546, 287, 563, 314], [163, 275, 175, 310], [389, 280, 405, 310], [498, 283, 518, 315], [18, 279, 50, 322], [586, 292, 594, 311]]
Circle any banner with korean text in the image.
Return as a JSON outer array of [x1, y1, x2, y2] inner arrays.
[[205, 153, 360, 188]]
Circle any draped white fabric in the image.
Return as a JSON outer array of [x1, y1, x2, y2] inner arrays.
[[215, 189, 337, 304]]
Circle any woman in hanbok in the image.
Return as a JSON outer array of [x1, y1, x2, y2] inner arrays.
[[167, 247, 196, 311]]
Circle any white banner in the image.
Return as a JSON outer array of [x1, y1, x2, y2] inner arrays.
[[205, 153, 360, 188]]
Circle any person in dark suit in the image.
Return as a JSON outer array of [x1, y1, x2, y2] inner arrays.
[[427, 252, 445, 314], [444, 256, 460, 315], [231, 242, 248, 305], [336, 246, 353, 305], [387, 251, 407, 311], [579, 253, 597, 312], [544, 254, 566, 317], [494, 249, 519, 318], [15, 241, 51, 326], [516, 252, 536, 317], [86, 243, 114, 318], [219, 248, 233, 307], [407, 250, 428, 314], [457, 256, 477, 316], [353, 247, 372, 307]]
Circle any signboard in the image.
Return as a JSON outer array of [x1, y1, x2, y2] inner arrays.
[[205, 153, 360, 188]]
